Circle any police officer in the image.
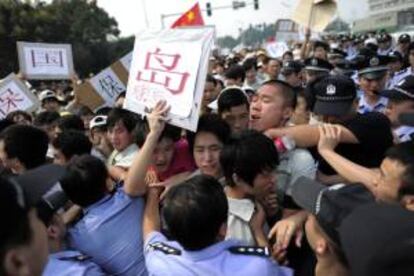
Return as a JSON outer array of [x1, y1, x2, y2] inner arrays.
[[355, 54, 390, 114], [280, 60, 304, 88], [143, 175, 292, 276], [332, 59, 356, 78], [37, 187, 105, 276], [391, 42, 414, 86], [303, 57, 333, 84], [396, 33, 411, 59], [387, 50, 406, 89], [377, 33, 393, 56], [380, 75, 414, 142]]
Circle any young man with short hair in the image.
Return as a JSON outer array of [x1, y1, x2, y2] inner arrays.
[[224, 65, 245, 87], [52, 130, 92, 165], [218, 88, 250, 135], [0, 125, 49, 174]]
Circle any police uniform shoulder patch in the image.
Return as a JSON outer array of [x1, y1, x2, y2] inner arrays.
[[59, 254, 92, 262], [228, 246, 270, 257], [148, 242, 181, 255]]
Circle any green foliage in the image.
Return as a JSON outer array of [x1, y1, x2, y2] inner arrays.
[[217, 23, 276, 49], [0, 0, 133, 79]]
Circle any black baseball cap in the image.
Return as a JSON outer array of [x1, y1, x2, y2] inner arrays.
[[398, 33, 411, 43], [291, 176, 374, 245], [356, 54, 389, 80], [339, 203, 414, 276], [304, 57, 334, 72], [311, 75, 357, 116], [281, 60, 304, 75], [380, 75, 414, 101], [388, 50, 404, 62]]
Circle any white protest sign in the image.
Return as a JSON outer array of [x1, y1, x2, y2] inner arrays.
[[124, 27, 215, 131], [120, 52, 133, 71], [17, 42, 74, 80], [89, 68, 126, 106], [0, 74, 40, 117], [265, 41, 289, 58]]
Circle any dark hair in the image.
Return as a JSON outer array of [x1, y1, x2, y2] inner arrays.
[[294, 87, 310, 111], [217, 88, 249, 114], [220, 130, 279, 187], [0, 125, 48, 169], [136, 123, 182, 148], [162, 175, 228, 250], [242, 58, 257, 72], [52, 130, 92, 161], [385, 141, 414, 166], [57, 114, 85, 132], [224, 65, 246, 83], [206, 74, 217, 86], [283, 51, 294, 59], [33, 111, 60, 127], [260, 79, 297, 108], [187, 114, 231, 152], [0, 119, 15, 134], [268, 58, 282, 67], [6, 110, 32, 124], [0, 178, 32, 273], [107, 108, 138, 133], [95, 107, 112, 116], [60, 155, 108, 207]]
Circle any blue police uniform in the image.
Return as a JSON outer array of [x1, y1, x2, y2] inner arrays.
[[42, 250, 106, 276], [395, 126, 414, 142], [68, 184, 147, 276], [389, 67, 413, 89], [357, 94, 388, 114], [144, 231, 293, 276]]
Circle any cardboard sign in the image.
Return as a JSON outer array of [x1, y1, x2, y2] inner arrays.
[[76, 53, 131, 111], [266, 42, 290, 58], [291, 0, 337, 32], [120, 52, 133, 71], [17, 42, 74, 80], [124, 27, 215, 132], [0, 74, 40, 117]]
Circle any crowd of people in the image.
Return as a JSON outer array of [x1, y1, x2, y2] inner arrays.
[[2, 29, 414, 276]]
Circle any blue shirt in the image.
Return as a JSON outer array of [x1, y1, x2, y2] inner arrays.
[[68, 185, 147, 275], [43, 250, 105, 276], [357, 94, 388, 114], [144, 231, 293, 276]]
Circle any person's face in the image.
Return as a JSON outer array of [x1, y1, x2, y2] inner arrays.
[[282, 54, 293, 63], [52, 147, 68, 165], [202, 81, 218, 108], [388, 61, 403, 74], [107, 121, 134, 152], [379, 41, 390, 50], [384, 100, 414, 127], [267, 60, 281, 79], [193, 132, 223, 178], [252, 170, 276, 200], [250, 85, 290, 131], [152, 137, 175, 173], [373, 158, 406, 203], [42, 99, 59, 113], [399, 41, 409, 52], [359, 76, 387, 96], [0, 140, 17, 172], [7, 209, 49, 276], [81, 115, 94, 132], [314, 47, 327, 60], [220, 105, 249, 134], [245, 68, 257, 83], [292, 96, 310, 125], [305, 70, 322, 84], [12, 114, 31, 125], [284, 72, 303, 87], [409, 50, 414, 67]]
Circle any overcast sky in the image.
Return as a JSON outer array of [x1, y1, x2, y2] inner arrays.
[[95, 0, 369, 38]]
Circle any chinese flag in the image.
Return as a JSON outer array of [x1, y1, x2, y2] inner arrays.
[[171, 3, 204, 28]]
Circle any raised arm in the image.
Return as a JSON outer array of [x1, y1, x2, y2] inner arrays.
[[317, 124, 378, 190], [143, 187, 162, 240], [124, 101, 169, 196], [265, 123, 359, 148]]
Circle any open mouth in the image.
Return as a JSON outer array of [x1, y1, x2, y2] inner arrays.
[[250, 114, 261, 121]]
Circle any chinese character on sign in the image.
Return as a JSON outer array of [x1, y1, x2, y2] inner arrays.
[[98, 75, 125, 99], [0, 89, 24, 116], [136, 48, 190, 95], [31, 49, 63, 68]]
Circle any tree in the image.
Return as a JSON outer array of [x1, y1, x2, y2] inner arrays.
[[0, 0, 131, 79]]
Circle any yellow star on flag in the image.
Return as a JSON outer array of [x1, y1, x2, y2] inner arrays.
[[186, 11, 195, 22]]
